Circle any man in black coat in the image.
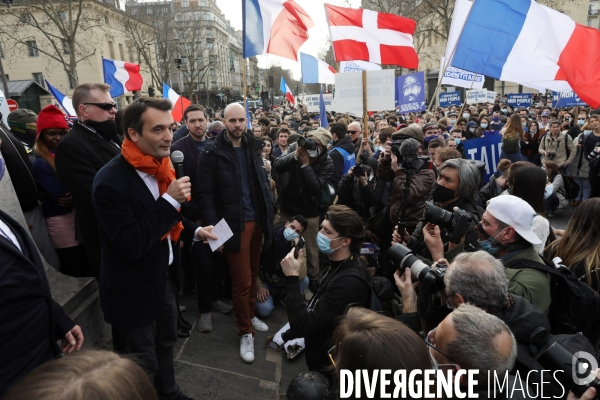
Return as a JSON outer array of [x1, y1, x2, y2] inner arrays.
[[328, 122, 356, 187], [55, 83, 121, 278], [93, 97, 215, 400], [196, 103, 274, 364], [0, 186, 83, 396], [171, 104, 232, 333]]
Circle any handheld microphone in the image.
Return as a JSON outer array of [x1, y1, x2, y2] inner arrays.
[[171, 151, 185, 180]]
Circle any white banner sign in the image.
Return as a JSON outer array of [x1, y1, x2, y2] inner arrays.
[[439, 57, 485, 90], [332, 70, 395, 114], [304, 93, 334, 112], [339, 60, 382, 72], [486, 90, 497, 103], [467, 89, 487, 104]]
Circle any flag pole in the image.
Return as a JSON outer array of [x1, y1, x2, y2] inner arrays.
[[243, 58, 247, 114], [362, 70, 368, 139], [458, 74, 478, 120]]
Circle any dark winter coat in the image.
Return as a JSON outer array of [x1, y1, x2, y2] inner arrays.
[[273, 142, 333, 219], [196, 130, 274, 252], [328, 136, 356, 187]]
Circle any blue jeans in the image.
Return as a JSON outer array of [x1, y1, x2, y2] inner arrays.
[[255, 276, 309, 318], [573, 176, 592, 202]]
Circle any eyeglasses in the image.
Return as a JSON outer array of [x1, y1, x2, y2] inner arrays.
[[328, 345, 336, 368], [347, 130, 360, 134], [83, 102, 117, 111], [425, 328, 461, 368]]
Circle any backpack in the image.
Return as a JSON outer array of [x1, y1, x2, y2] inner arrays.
[[558, 173, 580, 200], [505, 257, 600, 342]]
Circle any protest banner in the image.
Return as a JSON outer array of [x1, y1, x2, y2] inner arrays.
[[467, 89, 487, 104], [552, 91, 587, 108], [439, 91, 462, 107], [333, 70, 395, 114], [304, 93, 334, 112], [486, 90, 497, 103], [339, 60, 381, 72], [439, 57, 485, 89], [506, 93, 532, 107], [463, 134, 503, 183], [396, 72, 426, 114]]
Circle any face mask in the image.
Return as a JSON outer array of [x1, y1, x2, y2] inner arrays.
[[432, 183, 456, 203], [578, 119, 585, 126], [530, 127, 537, 133], [501, 109, 507, 113], [449, 119, 456, 125], [317, 232, 345, 255], [308, 148, 320, 158], [476, 223, 505, 255], [584, 130, 593, 136], [84, 119, 117, 137], [463, 113, 470, 119], [529, 111, 535, 116], [492, 117, 500, 123], [481, 123, 488, 129], [522, 122, 527, 128], [469, 127, 475, 133], [424, 136, 435, 144], [283, 227, 299, 241], [0, 154, 5, 183], [453, 138, 461, 146]]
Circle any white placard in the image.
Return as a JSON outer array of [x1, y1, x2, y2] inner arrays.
[[332, 72, 363, 115], [206, 218, 233, 252], [304, 93, 334, 112], [366, 69, 396, 112], [332, 70, 396, 113], [439, 57, 485, 90], [467, 89, 487, 104], [486, 90, 497, 103], [339, 60, 382, 72]]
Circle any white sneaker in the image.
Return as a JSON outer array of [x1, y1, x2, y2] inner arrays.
[[240, 333, 254, 363], [252, 317, 269, 332]]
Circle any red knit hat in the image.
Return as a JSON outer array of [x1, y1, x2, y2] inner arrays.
[[36, 104, 69, 141]]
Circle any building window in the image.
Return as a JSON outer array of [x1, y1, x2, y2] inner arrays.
[[206, 28, 213, 37], [62, 39, 69, 54], [146, 7, 153, 14], [200, 1, 206, 5], [32, 72, 44, 88], [104, 15, 109, 24], [203, 13, 210, 20], [108, 41, 115, 59], [131, 8, 137, 15], [119, 43, 125, 60], [26, 40, 39, 57], [182, 1, 189, 7], [58, 11, 66, 21], [21, 13, 31, 23]]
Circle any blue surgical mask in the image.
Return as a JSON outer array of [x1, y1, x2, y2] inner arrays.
[[454, 138, 461, 146], [584, 130, 593, 136], [501, 109, 507, 113], [481, 123, 488, 129], [463, 113, 470, 119], [449, 119, 456, 125], [317, 232, 344, 255], [578, 119, 585, 126], [478, 238, 500, 255], [283, 227, 299, 241], [522, 122, 527, 128]]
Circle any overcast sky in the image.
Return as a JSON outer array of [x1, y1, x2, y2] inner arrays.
[[215, 0, 361, 80]]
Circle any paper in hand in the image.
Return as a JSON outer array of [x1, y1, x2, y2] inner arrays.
[[207, 218, 233, 252]]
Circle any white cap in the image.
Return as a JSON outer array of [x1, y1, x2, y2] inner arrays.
[[486, 195, 542, 245]]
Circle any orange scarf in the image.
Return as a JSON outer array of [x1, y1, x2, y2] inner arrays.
[[121, 138, 183, 242]]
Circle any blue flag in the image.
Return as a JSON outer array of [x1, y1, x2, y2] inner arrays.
[[320, 89, 328, 128], [245, 99, 252, 129], [396, 72, 426, 114], [552, 91, 587, 108], [462, 135, 503, 183]]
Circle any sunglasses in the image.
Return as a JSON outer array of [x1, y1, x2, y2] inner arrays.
[[83, 102, 117, 111], [347, 130, 360, 134]]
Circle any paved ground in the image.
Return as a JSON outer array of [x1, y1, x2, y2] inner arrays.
[[169, 205, 576, 399]]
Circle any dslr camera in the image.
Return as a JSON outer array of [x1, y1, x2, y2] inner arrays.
[[424, 201, 473, 244], [390, 138, 430, 173], [545, 151, 556, 160], [297, 136, 318, 151], [387, 243, 447, 296]]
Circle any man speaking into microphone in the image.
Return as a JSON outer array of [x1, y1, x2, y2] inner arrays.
[[92, 97, 216, 400]]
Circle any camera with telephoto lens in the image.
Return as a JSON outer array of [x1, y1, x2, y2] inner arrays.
[[390, 139, 430, 173], [387, 243, 448, 296], [297, 136, 317, 151], [424, 201, 473, 244], [531, 328, 600, 399], [546, 151, 556, 160]]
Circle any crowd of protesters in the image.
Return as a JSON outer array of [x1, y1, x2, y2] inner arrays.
[[1, 86, 600, 400]]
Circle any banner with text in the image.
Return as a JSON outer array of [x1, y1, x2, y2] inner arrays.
[[463, 134, 503, 183], [467, 89, 487, 104], [552, 91, 587, 108], [339, 60, 382, 72], [396, 72, 426, 114], [506, 93, 532, 107], [305, 93, 334, 112], [439, 56, 485, 89], [486, 90, 497, 103], [333, 70, 395, 114], [439, 91, 462, 107]]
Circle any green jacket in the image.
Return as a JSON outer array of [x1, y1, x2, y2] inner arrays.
[[504, 246, 551, 315]]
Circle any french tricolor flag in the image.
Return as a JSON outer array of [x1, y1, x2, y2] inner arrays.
[[452, 0, 600, 107], [45, 80, 76, 117], [280, 77, 295, 105], [163, 83, 192, 123], [102, 57, 143, 98], [300, 53, 336, 85], [243, 0, 314, 61]]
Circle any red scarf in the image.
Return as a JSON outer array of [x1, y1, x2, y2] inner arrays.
[[121, 138, 183, 242]]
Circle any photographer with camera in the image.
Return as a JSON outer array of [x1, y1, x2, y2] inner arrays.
[[336, 156, 383, 221], [394, 158, 481, 264], [279, 205, 372, 378], [377, 127, 436, 235], [273, 128, 333, 293], [539, 119, 576, 169]]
